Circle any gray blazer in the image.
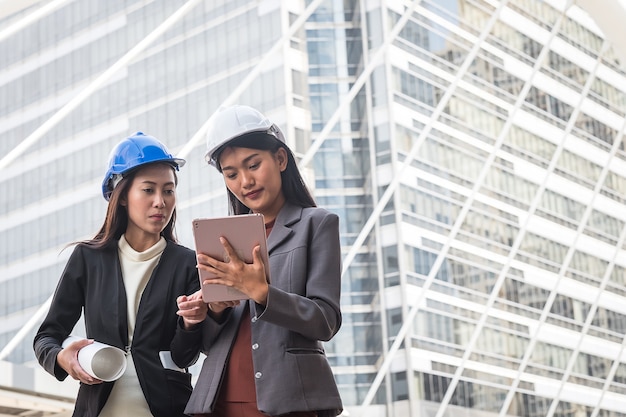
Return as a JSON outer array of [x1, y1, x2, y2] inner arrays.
[[172, 203, 343, 416]]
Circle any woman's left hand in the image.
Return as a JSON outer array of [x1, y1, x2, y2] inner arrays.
[[196, 237, 269, 305], [176, 290, 209, 329]]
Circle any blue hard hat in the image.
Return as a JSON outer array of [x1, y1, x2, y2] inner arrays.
[[102, 132, 186, 201]]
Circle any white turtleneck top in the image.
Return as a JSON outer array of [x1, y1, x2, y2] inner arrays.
[[98, 235, 166, 417]]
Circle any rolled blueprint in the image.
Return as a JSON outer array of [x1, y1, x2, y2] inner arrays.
[[62, 336, 127, 381]]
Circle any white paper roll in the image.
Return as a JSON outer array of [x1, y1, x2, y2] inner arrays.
[[62, 336, 127, 382]]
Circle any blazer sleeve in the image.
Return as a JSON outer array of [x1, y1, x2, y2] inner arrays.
[[170, 308, 234, 368], [170, 243, 233, 368], [33, 245, 86, 380], [255, 210, 342, 342]]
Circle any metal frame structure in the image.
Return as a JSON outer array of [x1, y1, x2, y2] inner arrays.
[[3, 1, 626, 416]]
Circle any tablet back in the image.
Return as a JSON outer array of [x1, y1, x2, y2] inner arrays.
[[192, 214, 269, 302]]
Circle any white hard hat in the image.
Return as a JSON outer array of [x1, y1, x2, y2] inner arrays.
[[204, 105, 285, 167]]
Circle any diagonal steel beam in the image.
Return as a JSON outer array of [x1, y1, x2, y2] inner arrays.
[[298, 0, 421, 170], [0, 0, 203, 172], [353, 0, 508, 412], [0, 0, 73, 43], [0, 0, 204, 358], [176, 0, 326, 159]]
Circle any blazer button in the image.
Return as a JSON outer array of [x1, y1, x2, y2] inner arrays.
[[252, 343, 259, 350], [255, 372, 262, 379]]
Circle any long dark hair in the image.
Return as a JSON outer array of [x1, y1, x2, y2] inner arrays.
[[81, 163, 179, 248], [213, 132, 316, 215]]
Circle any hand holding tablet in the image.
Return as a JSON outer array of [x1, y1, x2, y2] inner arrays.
[[192, 214, 270, 303]]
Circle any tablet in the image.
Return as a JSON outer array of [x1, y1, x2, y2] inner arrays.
[[192, 214, 270, 302]]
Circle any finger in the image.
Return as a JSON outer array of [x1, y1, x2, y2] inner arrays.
[[197, 263, 214, 274], [197, 260, 224, 276], [68, 357, 97, 384], [77, 369, 97, 384], [219, 237, 240, 262], [189, 289, 204, 301], [178, 308, 202, 318], [197, 253, 220, 265], [180, 297, 203, 308], [70, 338, 94, 351], [219, 300, 239, 308], [252, 245, 264, 266], [212, 301, 229, 308], [212, 300, 233, 310], [186, 300, 207, 312], [176, 304, 193, 314], [202, 277, 229, 287], [251, 246, 269, 284], [177, 299, 201, 314]]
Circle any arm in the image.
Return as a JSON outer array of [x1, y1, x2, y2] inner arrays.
[[255, 211, 342, 341], [170, 251, 205, 366], [170, 320, 202, 368], [170, 299, 237, 368], [170, 262, 237, 367], [33, 245, 99, 384]]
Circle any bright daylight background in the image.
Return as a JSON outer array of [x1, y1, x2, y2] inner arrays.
[[3, 0, 626, 416]]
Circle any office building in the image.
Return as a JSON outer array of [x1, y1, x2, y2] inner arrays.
[[2, 0, 626, 416]]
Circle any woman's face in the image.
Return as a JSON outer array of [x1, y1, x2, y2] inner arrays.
[[122, 163, 177, 246], [219, 146, 287, 221]]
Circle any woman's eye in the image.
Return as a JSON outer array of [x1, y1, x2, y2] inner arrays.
[[249, 163, 259, 170], [165, 189, 175, 195], [143, 188, 154, 193]]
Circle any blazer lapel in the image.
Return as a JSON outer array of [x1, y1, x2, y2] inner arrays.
[[133, 242, 172, 344], [266, 203, 301, 254], [108, 248, 129, 349]]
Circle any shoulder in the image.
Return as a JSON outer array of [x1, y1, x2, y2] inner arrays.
[[296, 207, 339, 237], [278, 203, 339, 230], [301, 206, 338, 224], [69, 242, 111, 259], [61, 243, 113, 276]]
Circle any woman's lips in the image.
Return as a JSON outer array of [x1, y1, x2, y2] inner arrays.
[[244, 190, 262, 199]]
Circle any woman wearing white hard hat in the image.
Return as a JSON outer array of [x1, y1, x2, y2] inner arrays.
[[34, 132, 203, 417], [173, 105, 343, 417]]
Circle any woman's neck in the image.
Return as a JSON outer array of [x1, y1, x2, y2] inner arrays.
[[123, 230, 162, 252]]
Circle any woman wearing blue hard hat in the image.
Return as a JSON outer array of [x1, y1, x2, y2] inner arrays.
[[34, 132, 204, 417]]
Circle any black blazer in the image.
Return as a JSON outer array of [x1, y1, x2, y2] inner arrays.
[[34, 240, 199, 417]]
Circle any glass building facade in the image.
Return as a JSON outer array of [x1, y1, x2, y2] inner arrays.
[[3, 0, 626, 416]]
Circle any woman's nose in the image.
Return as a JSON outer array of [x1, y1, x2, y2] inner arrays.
[[154, 193, 165, 208], [240, 172, 254, 187]]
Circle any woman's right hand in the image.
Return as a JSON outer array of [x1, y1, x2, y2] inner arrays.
[[56, 339, 102, 385], [176, 290, 209, 329], [207, 299, 240, 317]]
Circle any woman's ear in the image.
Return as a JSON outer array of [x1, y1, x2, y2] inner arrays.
[[276, 147, 288, 172]]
